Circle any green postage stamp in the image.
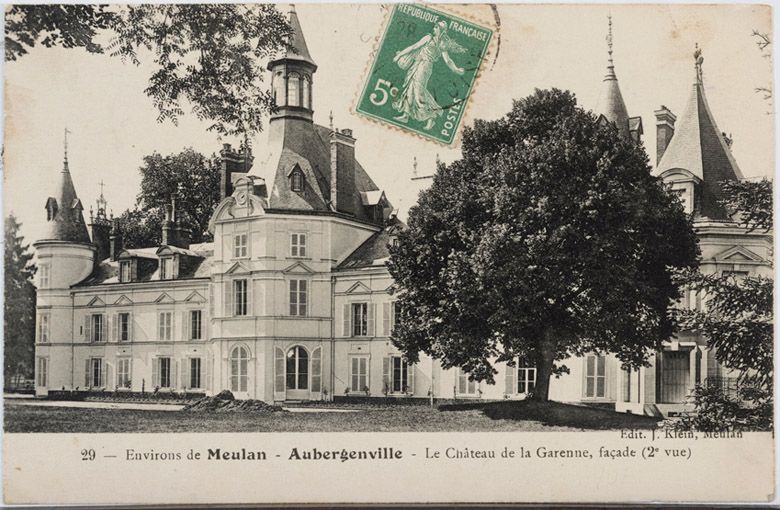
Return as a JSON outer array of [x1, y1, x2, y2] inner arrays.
[[356, 4, 493, 145]]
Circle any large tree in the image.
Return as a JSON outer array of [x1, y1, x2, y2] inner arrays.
[[5, 4, 291, 136], [116, 148, 221, 248], [388, 89, 700, 401], [4, 214, 37, 387]]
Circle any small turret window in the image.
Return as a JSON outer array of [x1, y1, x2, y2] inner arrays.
[[273, 71, 284, 105], [291, 170, 304, 192], [302, 75, 311, 109], [288, 72, 301, 107]]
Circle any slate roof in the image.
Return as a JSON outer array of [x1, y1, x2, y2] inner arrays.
[[269, 6, 317, 70], [595, 64, 630, 139], [338, 218, 406, 270], [655, 81, 744, 220], [253, 120, 382, 222], [38, 160, 91, 244], [75, 242, 213, 286]]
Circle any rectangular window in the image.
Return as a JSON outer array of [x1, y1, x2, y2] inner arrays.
[[39, 264, 50, 288], [91, 358, 104, 388], [190, 310, 203, 340], [289, 280, 308, 316], [36, 357, 48, 387], [118, 312, 130, 342], [38, 313, 50, 343], [517, 367, 536, 394], [190, 358, 202, 389], [233, 233, 248, 258], [158, 357, 171, 388], [585, 354, 606, 398], [91, 314, 105, 342], [120, 261, 132, 283], [158, 312, 173, 341], [233, 279, 248, 316], [352, 303, 368, 336], [290, 233, 307, 257], [117, 358, 131, 389], [160, 258, 172, 280], [391, 356, 409, 393], [350, 356, 369, 392], [458, 369, 479, 395]]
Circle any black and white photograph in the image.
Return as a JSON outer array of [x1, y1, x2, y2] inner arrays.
[[2, 2, 775, 505]]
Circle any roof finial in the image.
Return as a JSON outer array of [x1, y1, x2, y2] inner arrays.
[[694, 43, 704, 85], [412, 156, 418, 177], [329, 110, 334, 131], [63, 127, 71, 170], [606, 13, 614, 67]]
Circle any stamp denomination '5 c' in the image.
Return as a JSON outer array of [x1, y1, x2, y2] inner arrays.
[[356, 4, 493, 145]]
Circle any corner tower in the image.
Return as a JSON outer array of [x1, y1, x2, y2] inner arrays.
[[595, 16, 643, 141]]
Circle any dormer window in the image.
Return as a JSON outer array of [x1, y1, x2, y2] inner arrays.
[[160, 257, 173, 280], [119, 261, 132, 283], [291, 169, 304, 192]]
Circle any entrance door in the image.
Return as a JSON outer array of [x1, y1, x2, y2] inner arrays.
[[286, 346, 309, 400], [659, 351, 690, 403]]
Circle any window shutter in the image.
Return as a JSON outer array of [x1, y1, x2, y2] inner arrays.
[[182, 359, 190, 390], [173, 360, 179, 389], [84, 359, 91, 388], [382, 357, 390, 391], [173, 256, 180, 279], [181, 312, 189, 340], [224, 281, 233, 317], [128, 313, 134, 341], [111, 314, 118, 342], [342, 304, 350, 337], [101, 315, 108, 343], [130, 260, 137, 281], [84, 315, 92, 343], [205, 354, 212, 392], [505, 361, 516, 395], [105, 362, 112, 389], [274, 348, 285, 399], [382, 303, 391, 336], [311, 347, 321, 393], [152, 358, 159, 388], [367, 303, 376, 337], [247, 279, 253, 316], [209, 284, 214, 317], [407, 363, 415, 394]]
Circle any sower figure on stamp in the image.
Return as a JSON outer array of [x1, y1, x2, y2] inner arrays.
[[392, 20, 466, 130]]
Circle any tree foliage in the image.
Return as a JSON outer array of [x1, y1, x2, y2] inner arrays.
[[720, 179, 772, 233], [388, 89, 700, 401], [116, 148, 220, 248], [4, 214, 37, 386], [5, 4, 291, 136]]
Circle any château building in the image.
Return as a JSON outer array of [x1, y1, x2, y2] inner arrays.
[[33, 11, 771, 415]]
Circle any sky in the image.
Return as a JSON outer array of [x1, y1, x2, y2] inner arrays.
[[3, 3, 774, 244]]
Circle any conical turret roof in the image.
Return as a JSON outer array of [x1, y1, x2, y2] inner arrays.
[[595, 16, 630, 138], [656, 47, 743, 220], [269, 5, 317, 70], [39, 156, 91, 244]]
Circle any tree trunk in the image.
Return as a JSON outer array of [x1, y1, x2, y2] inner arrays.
[[531, 328, 558, 402]]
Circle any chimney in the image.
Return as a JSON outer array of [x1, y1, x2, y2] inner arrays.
[[162, 203, 174, 246], [220, 143, 254, 199], [330, 128, 356, 215], [109, 219, 122, 262], [89, 214, 111, 262], [654, 106, 676, 165]]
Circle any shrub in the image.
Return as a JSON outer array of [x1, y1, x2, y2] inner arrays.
[[668, 383, 772, 432]]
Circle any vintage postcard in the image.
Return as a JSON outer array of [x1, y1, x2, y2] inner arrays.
[[2, 2, 775, 505]]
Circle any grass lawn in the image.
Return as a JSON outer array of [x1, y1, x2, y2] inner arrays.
[[4, 399, 660, 433]]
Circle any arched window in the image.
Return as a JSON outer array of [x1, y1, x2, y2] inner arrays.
[[287, 72, 300, 107], [291, 170, 304, 192], [286, 346, 308, 390], [230, 345, 249, 393], [273, 71, 284, 105], [302, 75, 311, 109]]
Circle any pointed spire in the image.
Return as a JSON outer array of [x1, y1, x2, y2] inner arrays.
[[270, 4, 317, 70], [595, 14, 630, 138], [40, 133, 91, 243], [656, 44, 743, 220]]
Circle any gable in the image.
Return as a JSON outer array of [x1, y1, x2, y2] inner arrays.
[[225, 261, 251, 275], [283, 261, 315, 274], [184, 290, 206, 303], [713, 245, 764, 263], [154, 292, 175, 304], [113, 295, 133, 306], [345, 281, 371, 295], [87, 296, 106, 307]]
